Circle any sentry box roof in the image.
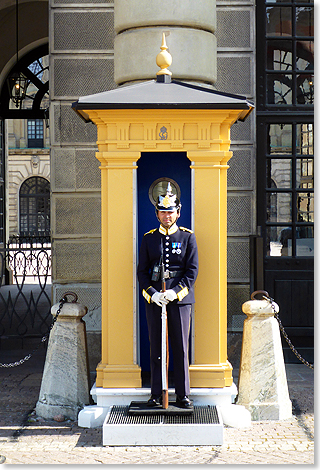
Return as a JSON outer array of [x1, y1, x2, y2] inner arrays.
[[72, 78, 254, 124]]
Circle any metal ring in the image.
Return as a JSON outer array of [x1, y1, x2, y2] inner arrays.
[[60, 291, 78, 303], [251, 290, 270, 300]]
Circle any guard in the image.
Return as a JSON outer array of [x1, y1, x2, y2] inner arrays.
[[137, 182, 199, 409]]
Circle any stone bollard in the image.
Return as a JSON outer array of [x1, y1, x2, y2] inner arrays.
[[36, 294, 90, 421], [237, 291, 292, 421]]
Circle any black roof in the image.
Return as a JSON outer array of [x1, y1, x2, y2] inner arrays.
[[72, 78, 254, 123]]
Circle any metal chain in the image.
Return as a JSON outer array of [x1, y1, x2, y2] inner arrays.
[[0, 292, 77, 368], [261, 293, 314, 370]]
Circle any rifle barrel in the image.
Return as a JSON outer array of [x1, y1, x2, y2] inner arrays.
[[160, 238, 169, 409]]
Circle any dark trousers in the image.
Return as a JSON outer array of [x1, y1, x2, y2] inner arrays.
[[145, 302, 191, 397]]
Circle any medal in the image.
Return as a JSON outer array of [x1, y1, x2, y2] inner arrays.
[[172, 242, 181, 254]]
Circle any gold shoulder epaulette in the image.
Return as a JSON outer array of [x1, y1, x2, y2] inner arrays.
[[144, 228, 157, 236], [179, 226, 193, 233]]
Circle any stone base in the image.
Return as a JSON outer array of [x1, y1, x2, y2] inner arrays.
[[244, 401, 292, 421], [237, 301, 293, 422], [36, 302, 90, 422], [78, 382, 251, 430], [36, 401, 81, 421]]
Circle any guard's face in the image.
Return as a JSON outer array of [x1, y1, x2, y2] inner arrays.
[[157, 210, 180, 228]]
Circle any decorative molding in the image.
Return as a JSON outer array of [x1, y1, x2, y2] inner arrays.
[[89, 109, 241, 155]]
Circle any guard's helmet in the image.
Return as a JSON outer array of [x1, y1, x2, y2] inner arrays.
[[156, 182, 181, 212]]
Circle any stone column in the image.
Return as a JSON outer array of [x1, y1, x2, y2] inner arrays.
[[36, 301, 90, 421], [237, 298, 292, 420], [114, 0, 217, 86]]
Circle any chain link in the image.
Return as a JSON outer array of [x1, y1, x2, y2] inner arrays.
[[263, 294, 314, 370], [0, 294, 73, 368]]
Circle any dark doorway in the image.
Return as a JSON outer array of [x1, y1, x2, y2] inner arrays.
[[137, 152, 191, 372]]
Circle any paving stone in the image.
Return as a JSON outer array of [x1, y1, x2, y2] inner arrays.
[[0, 350, 314, 465]]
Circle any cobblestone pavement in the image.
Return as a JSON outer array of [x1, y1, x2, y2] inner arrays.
[[0, 348, 314, 465]]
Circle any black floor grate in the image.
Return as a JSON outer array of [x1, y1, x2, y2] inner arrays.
[[106, 405, 220, 425]]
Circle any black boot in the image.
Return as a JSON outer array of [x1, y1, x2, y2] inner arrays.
[[176, 395, 193, 408], [147, 394, 162, 407]]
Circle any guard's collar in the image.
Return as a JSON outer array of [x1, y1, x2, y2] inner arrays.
[[159, 224, 178, 236]]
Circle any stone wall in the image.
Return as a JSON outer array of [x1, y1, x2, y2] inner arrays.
[[215, 0, 256, 361], [50, 0, 116, 369]]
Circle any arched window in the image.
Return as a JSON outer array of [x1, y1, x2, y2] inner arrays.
[[0, 44, 49, 120], [19, 177, 50, 236]]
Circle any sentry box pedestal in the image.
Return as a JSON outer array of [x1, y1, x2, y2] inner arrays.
[[103, 404, 223, 446]]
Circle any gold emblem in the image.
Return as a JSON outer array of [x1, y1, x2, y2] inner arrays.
[[159, 126, 168, 140], [161, 194, 171, 208]]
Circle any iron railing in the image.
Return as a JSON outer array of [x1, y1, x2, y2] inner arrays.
[[0, 235, 51, 344]]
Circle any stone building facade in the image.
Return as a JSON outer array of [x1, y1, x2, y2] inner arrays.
[[0, 0, 314, 370], [6, 119, 50, 237]]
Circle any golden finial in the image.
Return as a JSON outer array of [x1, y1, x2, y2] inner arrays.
[[156, 33, 172, 76]]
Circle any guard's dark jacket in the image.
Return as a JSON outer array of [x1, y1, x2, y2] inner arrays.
[[137, 224, 199, 304]]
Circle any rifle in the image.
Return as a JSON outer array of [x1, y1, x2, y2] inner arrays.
[[160, 241, 169, 409]]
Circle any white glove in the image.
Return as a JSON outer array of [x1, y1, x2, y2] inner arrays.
[[164, 289, 178, 302], [151, 292, 169, 307]]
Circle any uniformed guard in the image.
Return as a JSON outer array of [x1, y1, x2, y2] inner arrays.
[[137, 182, 199, 408]]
